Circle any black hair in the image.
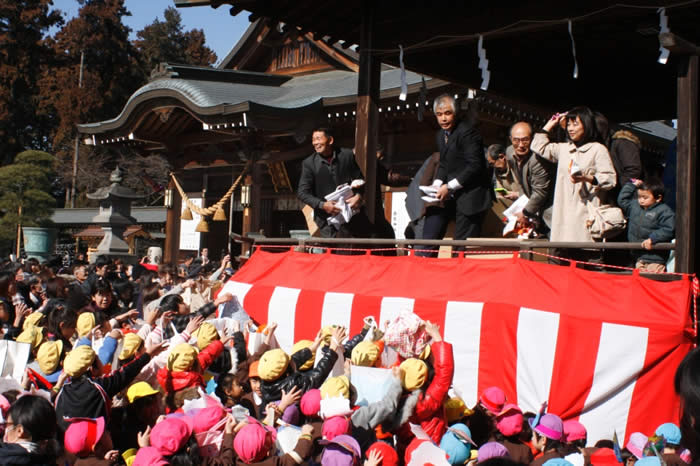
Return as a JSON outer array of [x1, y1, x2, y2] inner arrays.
[[93, 311, 109, 329], [312, 127, 334, 140], [593, 111, 610, 146], [130, 263, 147, 281], [534, 431, 566, 455], [46, 277, 68, 300], [94, 255, 111, 269], [215, 373, 237, 405], [639, 179, 665, 199], [112, 278, 133, 301], [167, 435, 201, 466], [675, 347, 700, 459], [65, 285, 90, 313], [565, 106, 598, 146], [27, 276, 41, 288], [47, 302, 77, 345], [594, 439, 615, 449], [91, 277, 112, 296], [479, 458, 521, 466], [487, 144, 507, 159], [8, 395, 57, 442], [466, 404, 496, 447], [0, 271, 15, 299], [159, 294, 183, 313], [141, 283, 162, 305]]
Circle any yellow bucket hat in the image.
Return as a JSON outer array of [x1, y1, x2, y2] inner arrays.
[[193, 322, 219, 350], [64, 345, 96, 377], [23, 311, 45, 330], [167, 343, 199, 372], [291, 340, 315, 370], [16, 326, 44, 351], [37, 340, 64, 374], [400, 358, 428, 391], [320, 375, 350, 399], [258, 348, 290, 382], [444, 397, 474, 423], [351, 341, 381, 367], [77, 312, 96, 338], [118, 333, 143, 361]]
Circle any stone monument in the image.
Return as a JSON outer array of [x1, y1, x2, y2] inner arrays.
[[87, 166, 145, 264]]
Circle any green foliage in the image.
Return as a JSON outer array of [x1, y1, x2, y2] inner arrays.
[[0, 150, 56, 251], [134, 6, 217, 77]]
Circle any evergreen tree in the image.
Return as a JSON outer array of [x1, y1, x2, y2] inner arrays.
[[0, 0, 63, 164], [0, 150, 56, 252], [134, 6, 217, 77]]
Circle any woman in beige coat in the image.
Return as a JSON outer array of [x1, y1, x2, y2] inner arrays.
[[530, 107, 617, 250]]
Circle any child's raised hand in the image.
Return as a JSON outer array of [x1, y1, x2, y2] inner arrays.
[[364, 449, 383, 466], [137, 426, 151, 448]]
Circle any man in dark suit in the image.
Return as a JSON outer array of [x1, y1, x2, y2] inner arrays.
[[297, 127, 373, 238], [420, 94, 492, 255]]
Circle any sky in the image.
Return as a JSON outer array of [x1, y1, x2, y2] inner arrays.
[[50, 0, 251, 66]]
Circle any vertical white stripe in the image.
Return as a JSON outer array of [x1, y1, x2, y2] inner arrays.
[[517, 308, 560, 413], [267, 287, 301, 353], [579, 323, 648, 445], [444, 301, 483, 408], [379, 297, 415, 330], [219, 281, 253, 307], [321, 292, 354, 331]]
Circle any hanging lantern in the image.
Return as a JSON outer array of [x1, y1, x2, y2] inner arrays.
[[195, 217, 209, 233], [181, 206, 193, 220], [213, 205, 227, 221]]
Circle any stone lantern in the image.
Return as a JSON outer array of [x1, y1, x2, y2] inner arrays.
[[87, 166, 145, 263]]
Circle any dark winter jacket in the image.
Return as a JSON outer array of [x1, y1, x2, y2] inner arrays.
[[261, 345, 339, 407], [0, 442, 55, 465], [55, 352, 151, 431], [618, 182, 675, 264]]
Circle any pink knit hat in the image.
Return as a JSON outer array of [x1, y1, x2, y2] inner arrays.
[[563, 420, 587, 443], [496, 404, 523, 437], [133, 446, 167, 466], [301, 388, 321, 417], [150, 416, 194, 456], [323, 416, 351, 440], [233, 421, 277, 463], [480, 386, 506, 415], [193, 405, 225, 434]]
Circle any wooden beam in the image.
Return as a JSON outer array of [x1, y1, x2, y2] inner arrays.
[[660, 32, 700, 56], [676, 55, 698, 274], [354, 0, 380, 225]]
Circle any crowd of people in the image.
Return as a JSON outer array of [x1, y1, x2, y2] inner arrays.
[[297, 97, 676, 271], [0, 252, 697, 465]]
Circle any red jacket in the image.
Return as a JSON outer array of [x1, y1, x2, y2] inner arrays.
[[156, 340, 225, 394], [404, 340, 454, 444]]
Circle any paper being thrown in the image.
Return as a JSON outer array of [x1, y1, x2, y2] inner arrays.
[[419, 185, 440, 204]]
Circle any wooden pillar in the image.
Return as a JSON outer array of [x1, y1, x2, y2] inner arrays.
[[164, 178, 181, 264], [354, 0, 380, 224], [250, 161, 263, 234], [676, 55, 698, 274]]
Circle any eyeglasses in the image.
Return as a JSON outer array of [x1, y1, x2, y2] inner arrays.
[[511, 137, 531, 145]]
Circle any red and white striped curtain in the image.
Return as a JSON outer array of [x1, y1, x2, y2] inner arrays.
[[221, 250, 693, 445]]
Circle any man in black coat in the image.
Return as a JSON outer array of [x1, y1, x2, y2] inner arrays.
[[419, 94, 492, 255], [297, 127, 374, 239]]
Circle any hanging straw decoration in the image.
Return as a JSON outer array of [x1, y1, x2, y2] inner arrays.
[[195, 217, 210, 233], [567, 20, 579, 79], [171, 160, 252, 220], [477, 35, 490, 91], [213, 205, 227, 221]]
